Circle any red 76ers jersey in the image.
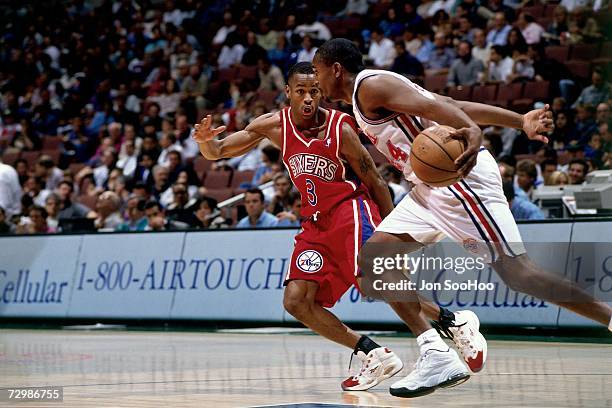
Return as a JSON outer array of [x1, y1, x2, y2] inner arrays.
[[280, 107, 372, 217]]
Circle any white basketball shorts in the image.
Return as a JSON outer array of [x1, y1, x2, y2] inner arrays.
[[376, 149, 526, 263]]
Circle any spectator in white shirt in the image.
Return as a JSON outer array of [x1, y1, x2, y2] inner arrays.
[[472, 29, 491, 64], [162, 0, 186, 27], [517, 12, 545, 45], [117, 139, 138, 179], [337, 0, 370, 16], [294, 13, 331, 41], [157, 133, 183, 166], [257, 57, 285, 92], [487, 45, 514, 83], [0, 160, 22, 217], [368, 28, 396, 69], [212, 12, 236, 46], [217, 32, 245, 70], [93, 148, 118, 188], [560, 0, 591, 12], [297, 35, 318, 63], [34, 155, 63, 191]]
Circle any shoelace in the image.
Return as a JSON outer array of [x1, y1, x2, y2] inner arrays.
[[347, 352, 372, 380], [431, 319, 467, 340], [432, 319, 476, 358]]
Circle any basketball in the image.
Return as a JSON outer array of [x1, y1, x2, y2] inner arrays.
[[410, 125, 465, 187]]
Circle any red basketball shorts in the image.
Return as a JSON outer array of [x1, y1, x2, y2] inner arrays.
[[284, 197, 382, 308]]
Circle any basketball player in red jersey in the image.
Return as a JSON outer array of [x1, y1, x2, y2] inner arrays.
[[193, 62, 406, 391], [312, 39, 612, 398]]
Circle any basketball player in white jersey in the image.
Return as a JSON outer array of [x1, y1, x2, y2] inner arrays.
[[312, 39, 612, 398]]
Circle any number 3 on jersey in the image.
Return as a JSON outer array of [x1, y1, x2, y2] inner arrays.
[[305, 178, 317, 206]]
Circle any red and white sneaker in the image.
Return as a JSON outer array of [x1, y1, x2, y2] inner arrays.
[[445, 310, 487, 373], [341, 347, 404, 391]]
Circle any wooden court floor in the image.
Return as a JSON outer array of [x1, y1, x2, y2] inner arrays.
[[0, 329, 610, 408]]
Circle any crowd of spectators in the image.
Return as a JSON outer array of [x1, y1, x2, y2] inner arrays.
[[0, 0, 611, 235]]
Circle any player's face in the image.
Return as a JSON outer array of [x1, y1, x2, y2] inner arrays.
[[286, 74, 320, 120], [311, 57, 336, 102]]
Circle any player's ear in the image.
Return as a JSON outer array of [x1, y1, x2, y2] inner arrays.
[[333, 62, 342, 79], [285, 84, 290, 99]]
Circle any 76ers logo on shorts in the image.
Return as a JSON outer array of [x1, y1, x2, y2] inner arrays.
[[463, 238, 479, 254], [296, 250, 323, 273]]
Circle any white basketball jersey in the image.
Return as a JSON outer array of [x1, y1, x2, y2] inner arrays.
[[352, 69, 437, 183]]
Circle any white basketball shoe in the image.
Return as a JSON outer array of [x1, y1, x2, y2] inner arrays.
[[389, 348, 470, 398], [341, 347, 403, 391], [441, 310, 488, 373]]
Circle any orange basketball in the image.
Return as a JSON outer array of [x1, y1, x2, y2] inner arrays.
[[410, 125, 465, 187]]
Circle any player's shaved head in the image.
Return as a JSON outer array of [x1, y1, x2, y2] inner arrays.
[[287, 62, 315, 84], [314, 38, 365, 73]]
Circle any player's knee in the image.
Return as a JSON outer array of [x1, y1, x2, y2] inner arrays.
[[494, 256, 532, 292], [283, 290, 312, 318]]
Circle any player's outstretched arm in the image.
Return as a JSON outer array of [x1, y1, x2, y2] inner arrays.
[[359, 75, 481, 176], [340, 122, 394, 218], [192, 113, 280, 160], [440, 97, 553, 144]]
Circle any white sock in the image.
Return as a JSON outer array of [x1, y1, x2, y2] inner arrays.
[[416, 328, 449, 355]]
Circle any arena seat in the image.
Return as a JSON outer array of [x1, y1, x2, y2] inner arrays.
[[570, 44, 599, 61], [471, 84, 497, 103], [521, 5, 544, 17], [424, 74, 448, 93], [218, 67, 239, 83], [204, 188, 234, 202], [204, 170, 232, 188], [256, 90, 280, 110], [565, 60, 592, 80], [495, 83, 524, 107], [545, 45, 570, 63], [41, 149, 61, 165], [42, 136, 62, 150], [593, 41, 612, 64], [231, 170, 255, 188], [237, 65, 258, 81], [544, 3, 559, 17], [448, 85, 472, 101], [522, 80, 550, 101], [21, 151, 41, 167], [193, 156, 213, 180]]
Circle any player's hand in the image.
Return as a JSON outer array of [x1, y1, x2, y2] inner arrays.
[[523, 104, 552, 143], [450, 126, 482, 177], [192, 115, 226, 143]]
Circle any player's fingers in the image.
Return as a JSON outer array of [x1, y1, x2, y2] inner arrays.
[[454, 147, 475, 168], [540, 117, 554, 124], [448, 129, 468, 141], [212, 126, 227, 136], [458, 154, 478, 176], [532, 134, 549, 144]]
